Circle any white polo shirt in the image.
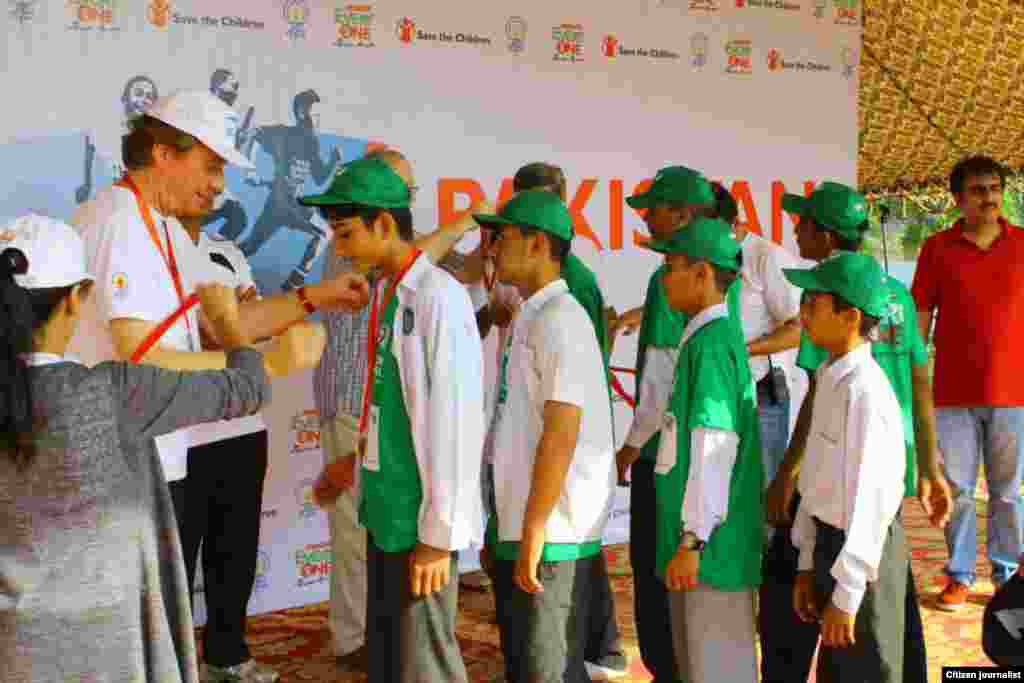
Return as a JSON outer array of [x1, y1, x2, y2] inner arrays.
[[492, 279, 615, 553], [69, 184, 205, 482], [792, 343, 906, 615], [186, 232, 266, 447], [738, 232, 805, 383]]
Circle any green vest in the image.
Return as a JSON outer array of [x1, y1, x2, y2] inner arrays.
[[359, 295, 423, 552], [654, 316, 764, 590], [796, 273, 928, 496], [635, 266, 742, 462]]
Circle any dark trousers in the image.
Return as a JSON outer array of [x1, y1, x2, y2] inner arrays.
[[574, 551, 622, 663], [494, 557, 592, 683], [629, 460, 682, 683], [366, 536, 468, 683], [813, 518, 907, 683], [759, 501, 929, 683], [168, 430, 269, 667]]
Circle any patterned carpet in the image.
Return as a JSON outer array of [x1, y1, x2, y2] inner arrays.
[[201, 496, 1001, 682]]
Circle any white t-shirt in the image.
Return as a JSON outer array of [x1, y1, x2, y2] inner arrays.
[[739, 233, 805, 383], [185, 232, 267, 447], [69, 185, 206, 482], [492, 279, 616, 547]]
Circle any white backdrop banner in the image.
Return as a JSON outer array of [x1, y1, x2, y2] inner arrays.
[[0, 0, 861, 622]]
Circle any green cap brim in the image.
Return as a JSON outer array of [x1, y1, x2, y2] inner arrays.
[[625, 192, 655, 209], [297, 193, 340, 207], [472, 213, 516, 228], [781, 194, 808, 215], [783, 268, 827, 292], [643, 237, 675, 254]]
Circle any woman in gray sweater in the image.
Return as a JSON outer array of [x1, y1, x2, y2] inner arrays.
[[0, 215, 272, 683]]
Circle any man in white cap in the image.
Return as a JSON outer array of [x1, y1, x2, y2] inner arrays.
[[69, 89, 369, 683]]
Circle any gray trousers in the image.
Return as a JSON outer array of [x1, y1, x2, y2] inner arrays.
[[366, 538, 468, 683], [494, 557, 592, 683], [669, 585, 758, 683], [320, 412, 367, 656], [813, 518, 908, 683]]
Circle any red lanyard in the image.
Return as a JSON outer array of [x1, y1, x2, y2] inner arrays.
[[358, 249, 422, 434], [116, 175, 195, 342]]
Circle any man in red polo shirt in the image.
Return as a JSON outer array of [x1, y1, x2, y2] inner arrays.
[[912, 155, 1024, 611]]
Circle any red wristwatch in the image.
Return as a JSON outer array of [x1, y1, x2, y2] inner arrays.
[[296, 286, 316, 314]]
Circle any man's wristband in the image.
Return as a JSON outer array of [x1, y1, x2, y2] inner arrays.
[[296, 286, 316, 314]]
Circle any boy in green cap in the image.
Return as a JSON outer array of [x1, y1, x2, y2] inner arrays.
[[764, 181, 948, 683], [784, 252, 909, 682], [469, 161, 628, 677], [613, 165, 717, 683], [645, 216, 764, 683], [299, 157, 486, 683], [474, 190, 616, 683]]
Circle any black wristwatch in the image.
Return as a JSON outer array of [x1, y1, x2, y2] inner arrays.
[[680, 531, 706, 552]]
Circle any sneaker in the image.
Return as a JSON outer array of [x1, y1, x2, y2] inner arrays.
[[935, 581, 970, 612], [202, 659, 279, 683], [584, 652, 630, 681], [335, 645, 369, 673]]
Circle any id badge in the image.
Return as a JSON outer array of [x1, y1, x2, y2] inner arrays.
[[362, 406, 381, 472], [655, 413, 678, 475]]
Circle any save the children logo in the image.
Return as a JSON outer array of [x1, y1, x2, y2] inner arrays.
[[725, 39, 753, 74], [147, 0, 170, 28], [290, 409, 322, 454], [395, 16, 415, 43], [688, 0, 720, 11], [336, 3, 373, 47], [294, 542, 332, 587], [767, 48, 833, 73], [552, 23, 584, 62]]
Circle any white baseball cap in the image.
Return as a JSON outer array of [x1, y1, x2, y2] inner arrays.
[[144, 89, 255, 169], [0, 214, 95, 289]]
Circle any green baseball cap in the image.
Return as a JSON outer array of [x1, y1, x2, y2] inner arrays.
[[783, 252, 888, 318], [473, 189, 574, 241], [298, 157, 411, 209], [645, 216, 741, 272], [782, 181, 868, 240], [626, 166, 715, 210]]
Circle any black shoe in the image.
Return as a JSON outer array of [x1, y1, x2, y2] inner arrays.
[[281, 270, 307, 292]]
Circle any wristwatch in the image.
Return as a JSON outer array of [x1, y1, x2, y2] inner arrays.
[[680, 531, 706, 552]]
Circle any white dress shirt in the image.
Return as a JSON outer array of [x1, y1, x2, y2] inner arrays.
[[739, 233, 804, 383], [626, 346, 678, 449], [792, 343, 906, 615], [492, 279, 616, 546], [69, 185, 205, 482], [386, 253, 486, 551]]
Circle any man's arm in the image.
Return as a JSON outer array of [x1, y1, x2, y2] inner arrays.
[[524, 401, 582, 531], [916, 311, 933, 346], [766, 374, 816, 525], [623, 346, 678, 449], [235, 273, 369, 340], [747, 319, 801, 356], [911, 362, 952, 527]]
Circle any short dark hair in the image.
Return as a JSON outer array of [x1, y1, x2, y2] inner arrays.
[[679, 252, 742, 295], [710, 182, 739, 224], [121, 115, 198, 171], [950, 155, 1006, 196], [517, 224, 570, 266], [320, 204, 414, 242], [514, 162, 567, 199], [824, 219, 870, 253], [831, 295, 881, 338]]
